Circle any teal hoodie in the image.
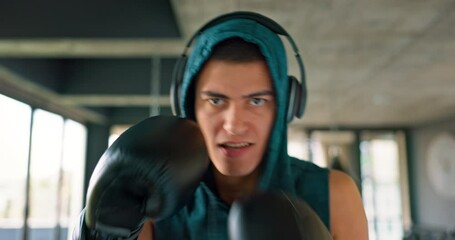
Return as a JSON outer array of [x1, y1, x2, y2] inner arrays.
[[155, 17, 329, 239]]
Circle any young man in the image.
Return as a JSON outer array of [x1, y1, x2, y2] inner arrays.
[[139, 13, 368, 239]]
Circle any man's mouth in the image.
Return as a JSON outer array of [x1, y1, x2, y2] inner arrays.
[[219, 142, 252, 148], [218, 142, 253, 158]]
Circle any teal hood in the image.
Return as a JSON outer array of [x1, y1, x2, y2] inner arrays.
[[178, 18, 293, 191]]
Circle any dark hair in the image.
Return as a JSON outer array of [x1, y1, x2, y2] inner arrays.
[[210, 37, 265, 62]]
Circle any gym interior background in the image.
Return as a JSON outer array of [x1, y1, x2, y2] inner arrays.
[[1, 0, 454, 239]]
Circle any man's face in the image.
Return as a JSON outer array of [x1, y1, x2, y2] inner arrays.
[[195, 59, 276, 177]]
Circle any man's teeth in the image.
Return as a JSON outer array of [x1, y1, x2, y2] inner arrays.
[[223, 143, 250, 148]]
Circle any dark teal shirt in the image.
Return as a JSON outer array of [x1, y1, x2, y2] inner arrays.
[[154, 157, 329, 240]]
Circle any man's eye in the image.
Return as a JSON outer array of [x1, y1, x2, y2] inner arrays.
[[250, 98, 266, 106], [208, 98, 224, 105]]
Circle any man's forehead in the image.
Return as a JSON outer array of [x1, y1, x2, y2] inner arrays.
[[198, 59, 272, 80]]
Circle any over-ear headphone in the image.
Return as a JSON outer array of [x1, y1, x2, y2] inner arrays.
[[170, 11, 307, 123]]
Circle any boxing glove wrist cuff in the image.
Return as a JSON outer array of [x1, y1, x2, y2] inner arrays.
[[88, 227, 142, 240]]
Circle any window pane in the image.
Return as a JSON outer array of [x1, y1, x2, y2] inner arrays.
[[29, 109, 64, 240], [361, 133, 404, 240], [59, 119, 87, 239], [287, 127, 309, 160], [0, 94, 32, 240]]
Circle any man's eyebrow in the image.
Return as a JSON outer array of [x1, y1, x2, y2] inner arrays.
[[244, 90, 275, 98], [200, 91, 228, 98], [200, 90, 275, 99]]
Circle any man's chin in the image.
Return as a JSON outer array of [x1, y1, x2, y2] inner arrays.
[[212, 163, 259, 179]]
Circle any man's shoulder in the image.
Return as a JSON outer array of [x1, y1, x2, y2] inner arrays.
[[329, 170, 369, 239]]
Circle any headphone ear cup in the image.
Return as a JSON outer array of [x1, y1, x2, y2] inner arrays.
[[294, 76, 305, 119], [287, 76, 297, 123], [286, 76, 302, 123], [170, 55, 188, 117]]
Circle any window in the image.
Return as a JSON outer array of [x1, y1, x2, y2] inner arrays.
[[60, 120, 86, 239], [0, 95, 32, 240], [361, 131, 407, 240], [0, 94, 86, 240], [287, 127, 310, 160], [28, 110, 64, 240], [306, 129, 410, 240]]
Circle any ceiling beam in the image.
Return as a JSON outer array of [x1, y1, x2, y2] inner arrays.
[[60, 94, 171, 107], [0, 39, 185, 57], [0, 66, 107, 124]]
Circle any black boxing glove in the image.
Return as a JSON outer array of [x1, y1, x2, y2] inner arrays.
[[73, 116, 209, 240], [228, 191, 333, 240]]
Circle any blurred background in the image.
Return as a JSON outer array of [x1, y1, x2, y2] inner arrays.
[[1, 0, 454, 239]]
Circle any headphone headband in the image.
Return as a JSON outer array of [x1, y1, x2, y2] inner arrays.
[[191, 12, 288, 41]]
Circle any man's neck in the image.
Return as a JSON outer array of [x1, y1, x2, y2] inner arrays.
[[213, 168, 260, 205]]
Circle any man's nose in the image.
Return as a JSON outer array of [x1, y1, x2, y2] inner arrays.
[[223, 104, 248, 136]]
